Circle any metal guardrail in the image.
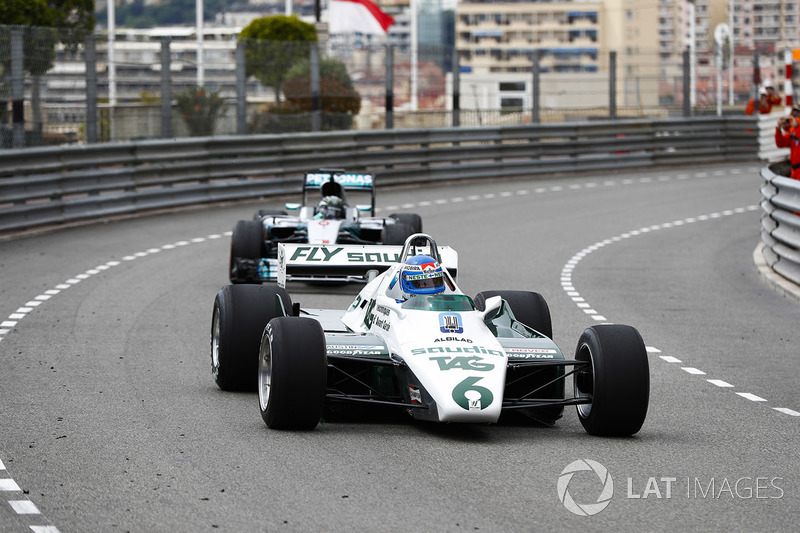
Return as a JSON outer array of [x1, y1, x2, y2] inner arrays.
[[756, 112, 792, 163], [0, 116, 757, 233], [761, 162, 800, 286]]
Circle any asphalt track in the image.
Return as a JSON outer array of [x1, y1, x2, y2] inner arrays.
[[1, 161, 798, 532]]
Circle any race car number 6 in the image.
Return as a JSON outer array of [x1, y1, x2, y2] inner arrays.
[[452, 376, 494, 411]]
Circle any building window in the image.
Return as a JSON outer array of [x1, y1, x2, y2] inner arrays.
[[500, 82, 526, 92]]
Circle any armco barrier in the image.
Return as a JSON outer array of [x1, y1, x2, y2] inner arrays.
[[1, 116, 757, 233], [761, 162, 800, 286]]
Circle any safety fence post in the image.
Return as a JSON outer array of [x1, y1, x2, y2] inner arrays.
[[160, 39, 172, 139], [385, 44, 394, 130], [236, 42, 247, 135], [85, 35, 98, 144]]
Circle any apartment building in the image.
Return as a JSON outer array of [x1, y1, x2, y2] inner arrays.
[[456, 0, 603, 75], [455, 0, 798, 110], [732, 0, 798, 52], [455, 0, 660, 109]]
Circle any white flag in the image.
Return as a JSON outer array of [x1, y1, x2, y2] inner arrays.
[[329, 0, 395, 35]]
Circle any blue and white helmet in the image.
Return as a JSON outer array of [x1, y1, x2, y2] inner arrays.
[[400, 255, 445, 295]]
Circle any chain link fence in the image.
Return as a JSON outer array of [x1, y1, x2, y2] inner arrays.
[[0, 24, 793, 148]]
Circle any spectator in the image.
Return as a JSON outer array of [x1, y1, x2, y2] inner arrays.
[[763, 80, 782, 110], [775, 105, 800, 180], [746, 89, 768, 115], [746, 81, 782, 115], [746, 88, 771, 115]]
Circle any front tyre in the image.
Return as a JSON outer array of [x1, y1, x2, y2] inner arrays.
[[259, 317, 327, 430], [574, 324, 649, 437], [389, 213, 422, 234], [381, 222, 414, 245], [230, 220, 263, 284], [254, 208, 287, 220]]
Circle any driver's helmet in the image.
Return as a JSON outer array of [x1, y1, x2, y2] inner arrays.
[[400, 255, 445, 295], [317, 196, 344, 219]]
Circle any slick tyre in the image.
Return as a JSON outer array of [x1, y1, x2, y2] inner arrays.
[[389, 213, 423, 234], [230, 219, 263, 283], [211, 285, 292, 391], [253, 209, 287, 220], [259, 317, 327, 430], [574, 324, 649, 437], [477, 290, 560, 424], [475, 290, 553, 340], [381, 222, 414, 245]]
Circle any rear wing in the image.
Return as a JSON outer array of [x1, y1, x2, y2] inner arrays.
[[303, 171, 375, 192], [302, 170, 376, 215], [277, 243, 458, 287]]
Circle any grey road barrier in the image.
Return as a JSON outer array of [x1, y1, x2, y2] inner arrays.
[[0, 116, 758, 234]]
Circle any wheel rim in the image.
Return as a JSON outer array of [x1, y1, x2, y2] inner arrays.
[[575, 342, 595, 418], [258, 335, 272, 412], [211, 306, 221, 377]]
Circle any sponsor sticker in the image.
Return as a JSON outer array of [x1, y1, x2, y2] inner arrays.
[[326, 343, 386, 357], [411, 345, 504, 357], [409, 386, 422, 404], [327, 349, 384, 356], [505, 348, 558, 359], [331, 345, 384, 350], [439, 313, 464, 334], [430, 355, 495, 371], [305, 172, 374, 188]]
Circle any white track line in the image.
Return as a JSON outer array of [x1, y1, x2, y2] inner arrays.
[[0, 231, 230, 533], [559, 203, 796, 418]]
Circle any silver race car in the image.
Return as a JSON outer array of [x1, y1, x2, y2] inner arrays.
[[229, 169, 422, 283], [211, 234, 650, 437]]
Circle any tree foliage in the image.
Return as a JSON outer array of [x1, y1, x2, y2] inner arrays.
[[250, 57, 361, 133], [1, 0, 95, 75], [283, 57, 361, 116], [175, 85, 225, 136], [238, 15, 317, 102]]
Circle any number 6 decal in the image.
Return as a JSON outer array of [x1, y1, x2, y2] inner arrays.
[[452, 376, 494, 411]]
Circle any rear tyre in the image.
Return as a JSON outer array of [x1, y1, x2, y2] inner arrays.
[[476, 290, 560, 423], [381, 222, 414, 245], [230, 220, 263, 283], [475, 290, 552, 340], [574, 324, 649, 437], [259, 317, 327, 430], [211, 285, 292, 391], [254, 209, 287, 220], [389, 213, 422, 234]]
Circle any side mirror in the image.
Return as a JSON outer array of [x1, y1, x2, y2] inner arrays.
[[480, 296, 503, 320], [285, 203, 301, 210]]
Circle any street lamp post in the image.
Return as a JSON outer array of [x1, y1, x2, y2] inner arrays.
[[688, 1, 696, 109], [197, 0, 204, 87], [729, 0, 734, 104]]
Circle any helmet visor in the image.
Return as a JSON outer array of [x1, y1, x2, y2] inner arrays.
[[405, 272, 444, 291]]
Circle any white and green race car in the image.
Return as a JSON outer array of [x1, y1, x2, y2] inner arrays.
[[211, 234, 650, 436]]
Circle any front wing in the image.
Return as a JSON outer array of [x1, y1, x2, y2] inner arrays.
[[320, 328, 590, 420]]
